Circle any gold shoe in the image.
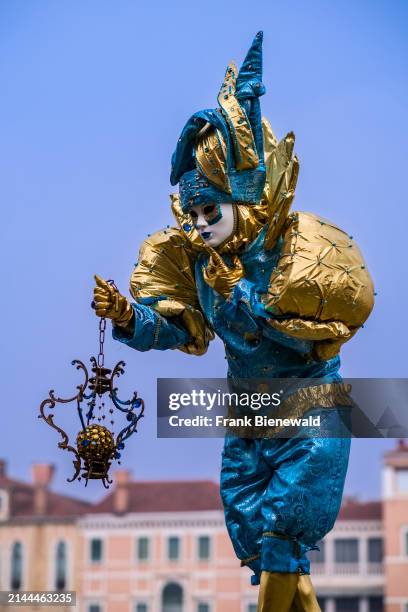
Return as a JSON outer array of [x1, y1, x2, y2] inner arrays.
[[257, 571, 299, 612], [291, 575, 321, 612]]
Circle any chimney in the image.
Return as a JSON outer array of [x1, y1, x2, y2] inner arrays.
[[397, 438, 408, 452], [0, 460, 7, 478], [113, 469, 132, 514], [31, 464, 55, 515]]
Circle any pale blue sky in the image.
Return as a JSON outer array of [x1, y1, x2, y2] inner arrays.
[[1, 0, 407, 501]]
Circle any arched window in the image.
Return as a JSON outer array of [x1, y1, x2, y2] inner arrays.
[[55, 541, 67, 590], [161, 582, 183, 612], [10, 542, 23, 590]]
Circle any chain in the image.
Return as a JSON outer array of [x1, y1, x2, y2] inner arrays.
[[97, 279, 118, 368], [98, 317, 106, 367]]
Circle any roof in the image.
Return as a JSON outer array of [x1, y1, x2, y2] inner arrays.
[[0, 464, 383, 521], [92, 480, 223, 514], [385, 438, 408, 456], [338, 498, 382, 521], [0, 475, 91, 519]]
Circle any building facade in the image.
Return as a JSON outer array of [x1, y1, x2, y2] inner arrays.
[[0, 441, 407, 612], [382, 441, 408, 612]]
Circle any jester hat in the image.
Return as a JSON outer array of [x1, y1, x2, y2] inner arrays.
[[170, 32, 267, 213]]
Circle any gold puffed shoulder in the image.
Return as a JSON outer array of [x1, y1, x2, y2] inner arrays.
[[265, 212, 375, 359], [130, 228, 214, 356]]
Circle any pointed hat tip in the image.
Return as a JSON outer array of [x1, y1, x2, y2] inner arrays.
[[236, 31, 263, 86]]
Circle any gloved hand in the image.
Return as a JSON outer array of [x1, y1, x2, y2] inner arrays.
[[93, 275, 134, 327], [203, 247, 244, 299]]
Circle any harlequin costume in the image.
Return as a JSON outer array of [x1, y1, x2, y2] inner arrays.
[[93, 32, 374, 611]]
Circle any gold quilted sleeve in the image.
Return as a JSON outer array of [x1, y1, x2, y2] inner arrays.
[[130, 228, 213, 356]]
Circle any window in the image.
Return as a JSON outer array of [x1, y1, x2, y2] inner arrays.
[[162, 583, 183, 612], [0, 490, 7, 515], [90, 538, 103, 562], [247, 605, 257, 612], [396, 469, 408, 493], [197, 604, 209, 612], [335, 597, 359, 612], [55, 541, 67, 590], [88, 605, 101, 612], [308, 541, 325, 563], [167, 536, 180, 560], [136, 604, 148, 612], [368, 538, 383, 563], [317, 598, 326, 612], [10, 542, 23, 590], [137, 537, 149, 561], [198, 536, 210, 560], [368, 596, 383, 612], [334, 539, 359, 563]]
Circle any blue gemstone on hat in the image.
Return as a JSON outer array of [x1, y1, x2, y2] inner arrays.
[[183, 223, 192, 231]]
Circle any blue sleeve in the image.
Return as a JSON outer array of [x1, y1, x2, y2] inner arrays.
[[219, 278, 273, 321], [220, 279, 313, 355], [112, 303, 190, 352]]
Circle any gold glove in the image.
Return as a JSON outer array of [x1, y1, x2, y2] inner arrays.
[[93, 275, 133, 328], [202, 247, 244, 299]]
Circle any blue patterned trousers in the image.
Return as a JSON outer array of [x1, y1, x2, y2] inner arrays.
[[220, 408, 351, 585]]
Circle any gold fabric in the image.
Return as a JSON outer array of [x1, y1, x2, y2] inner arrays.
[[195, 126, 230, 193], [263, 130, 300, 250], [202, 247, 244, 298], [93, 274, 133, 327], [227, 383, 353, 438], [264, 212, 374, 357], [257, 571, 299, 612], [130, 228, 214, 355], [217, 63, 259, 171], [257, 571, 321, 612], [291, 575, 321, 612]]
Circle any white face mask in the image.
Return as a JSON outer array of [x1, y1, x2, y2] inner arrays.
[[190, 203, 235, 248]]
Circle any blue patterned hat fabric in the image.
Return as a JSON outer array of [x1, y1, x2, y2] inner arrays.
[[179, 169, 235, 209]]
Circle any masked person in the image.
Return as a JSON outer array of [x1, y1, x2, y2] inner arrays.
[[93, 32, 374, 611]]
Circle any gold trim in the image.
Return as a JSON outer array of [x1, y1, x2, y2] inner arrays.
[[217, 63, 259, 171], [227, 382, 353, 438], [240, 553, 261, 567]]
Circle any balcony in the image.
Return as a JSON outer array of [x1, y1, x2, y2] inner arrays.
[[313, 562, 383, 575]]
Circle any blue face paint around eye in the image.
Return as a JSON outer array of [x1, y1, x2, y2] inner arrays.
[[204, 203, 223, 225]]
